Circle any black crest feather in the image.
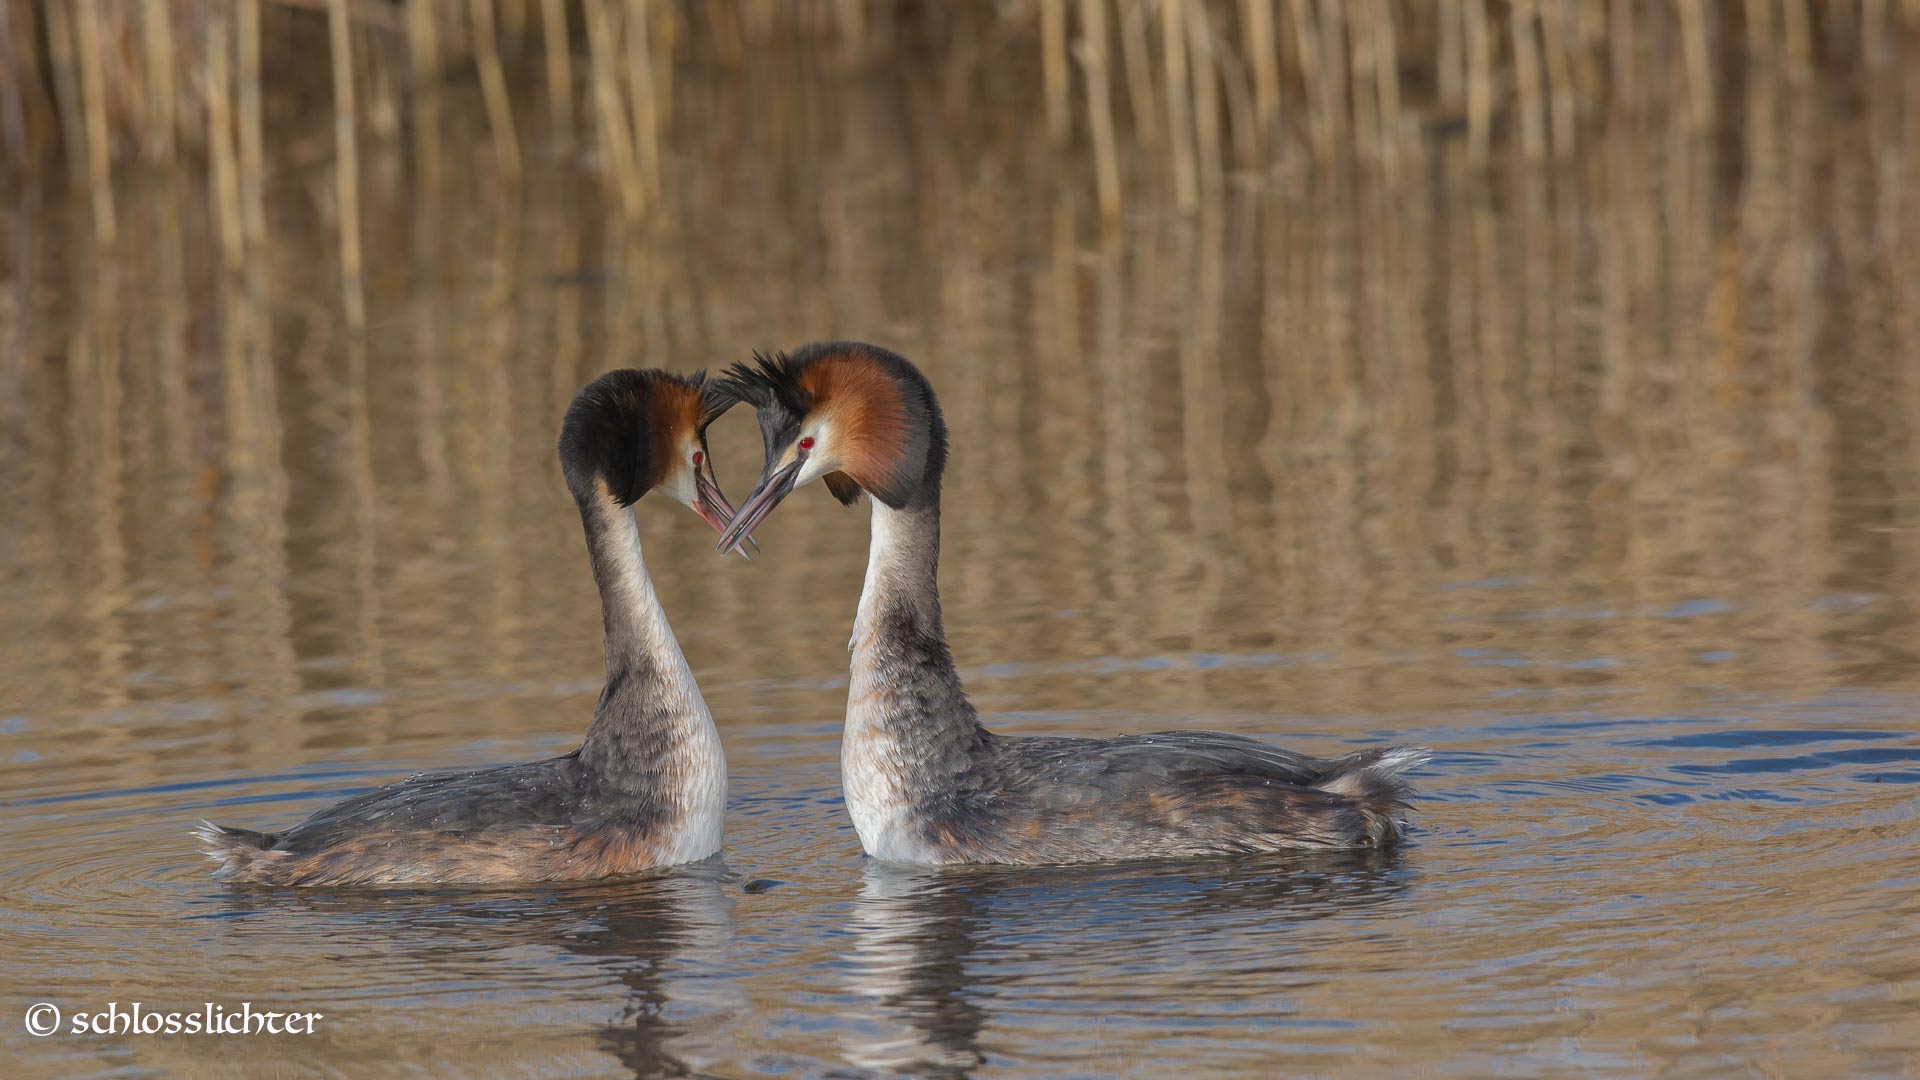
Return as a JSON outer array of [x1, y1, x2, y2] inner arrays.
[[560, 368, 725, 507], [688, 369, 737, 435], [713, 350, 813, 416], [690, 368, 738, 488]]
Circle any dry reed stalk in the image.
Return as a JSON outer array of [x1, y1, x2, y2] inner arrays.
[[626, 0, 661, 200], [207, 8, 244, 271], [329, 0, 367, 328], [0, 0, 25, 164], [1316, 0, 1350, 153], [470, 0, 523, 183], [1186, 0, 1223, 191], [1043, 0, 1069, 142], [72, 0, 115, 242], [1117, 0, 1160, 145], [1077, 0, 1122, 221], [239, 0, 267, 247], [1465, 0, 1490, 164], [1563, 0, 1602, 105], [501, 0, 529, 52], [743, 0, 776, 42], [1512, 0, 1547, 160], [1205, 13, 1259, 168], [1244, 0, 1279, 139], [409, 0, 445, 209], [1745, 0, 1774, 61], [1436, 0, 1462, 109], [266, 0, 407, 31], [138, 0, 177, 164], [1609, 0, 1636, 107], [1347, 0, 1381, 163], [1162, 0, 1199, 212], [7, 0, 56, 163], [706, 1, 743, 69], [1371, 0, 1400, 170], [38, 0, 83, 182], [1858, 0, 1889, 147], [1540, 0, 1575, 158], [650, 1, 674, 122], [1782, 0, 1812, 84], [106, 5, 146, 161], [1287, 0, 1330, 157], [407, 0, 442, 87], [584, 0, 644, 220], [836, 0, 866, 68], [1677, 0, 1714, 130], [362, 24, 401, 138], [540, 0, 573, 129]]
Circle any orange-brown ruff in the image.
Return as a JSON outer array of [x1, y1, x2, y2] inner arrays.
[[716, 342, 1431, 866], [791, 353, 913, 499], [194, 370, 735, 886]]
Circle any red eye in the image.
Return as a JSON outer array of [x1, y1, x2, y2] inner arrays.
[[798, 437, 815, 452], [692, 450, 704, 466]]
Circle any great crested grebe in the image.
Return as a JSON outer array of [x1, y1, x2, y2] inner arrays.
[[714, 342, 1430, 866], [195, 369, 743, 886]]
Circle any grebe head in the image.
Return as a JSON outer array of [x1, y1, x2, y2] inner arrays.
[[712, 342, 946, 553], [559, 368, 744, 537]]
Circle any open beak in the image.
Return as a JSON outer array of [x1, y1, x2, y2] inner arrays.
[[716, 457, 802, 557], [694, 470, 758, 559]]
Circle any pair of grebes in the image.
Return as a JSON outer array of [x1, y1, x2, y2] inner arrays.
[[199, 342, 1428, 885]]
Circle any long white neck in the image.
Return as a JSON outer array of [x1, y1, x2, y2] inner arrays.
[[851, 499, 921, 649], [843, 498, 986, 861], [577, 491, 726, 863], [598, 498, 698, 693]]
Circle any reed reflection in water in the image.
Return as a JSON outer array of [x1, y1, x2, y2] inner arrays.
[[3, 58, 1920, 1079]]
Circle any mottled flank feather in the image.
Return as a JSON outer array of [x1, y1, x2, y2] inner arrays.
[[192, 756, 692, 886], [1308, 746, 1429, 842], [903, 731, 1430, 863], [194, 820, 278, 878]]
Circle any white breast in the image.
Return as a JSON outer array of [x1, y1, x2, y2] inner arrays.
[[658, 711, 728, 864], [841, 636, 943, 863], [839, 499, 946, 865]]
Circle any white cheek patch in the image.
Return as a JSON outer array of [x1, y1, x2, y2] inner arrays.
[[793, 426, 836, 487], [651, 432, 700, 507], [662, 458, 699, 506], [795, 455, 831, 487]]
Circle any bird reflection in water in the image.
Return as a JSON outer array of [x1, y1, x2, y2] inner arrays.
[[840, 852, 1413, 1077], [216, 867, 737, 1078], [563, 871, 737, 1077]]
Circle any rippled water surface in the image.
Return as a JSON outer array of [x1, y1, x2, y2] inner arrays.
[[6, 69, 1920, 1078]]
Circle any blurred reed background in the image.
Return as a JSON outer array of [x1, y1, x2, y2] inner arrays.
[[6, 2, 1920, 294], [4, 0, 1920, 775], [2, 0, 1920, 766]]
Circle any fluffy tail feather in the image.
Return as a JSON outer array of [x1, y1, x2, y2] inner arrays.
[[1311, 747, 1431, 846], [192, 820, 280, 879]]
